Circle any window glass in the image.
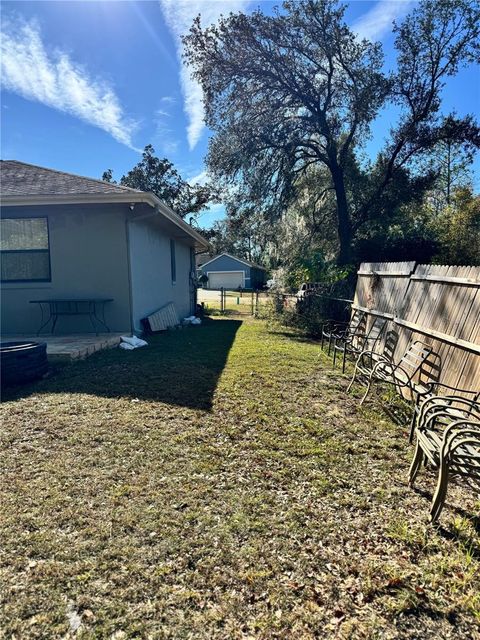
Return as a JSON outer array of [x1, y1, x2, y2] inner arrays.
[[0, 218, 51, 281], [1, 218, 49, 250]]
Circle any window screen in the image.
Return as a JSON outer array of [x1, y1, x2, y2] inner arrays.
[[0, 218, 51, 281]]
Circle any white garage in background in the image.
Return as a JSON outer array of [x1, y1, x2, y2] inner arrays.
[[198, 253, 267, 290], [207, 271, 244, 289]]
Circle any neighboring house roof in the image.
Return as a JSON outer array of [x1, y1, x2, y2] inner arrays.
[[0, 160, 209, 250], [196, 252, 214, 268], [200, 252, 267, 271]]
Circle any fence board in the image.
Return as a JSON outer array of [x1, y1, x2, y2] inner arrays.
[[353, 262, 480, 394]]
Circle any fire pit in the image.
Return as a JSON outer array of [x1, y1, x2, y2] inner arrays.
[[1, 341, 48, 386]]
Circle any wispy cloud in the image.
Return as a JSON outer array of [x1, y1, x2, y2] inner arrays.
[[159, 0, 250, 150], [189, 169, 208, 185], [352, 0, 415, 41], [153, 102, 179, 156], [160, 95, 176, 106], [0, 17, 139, 150]]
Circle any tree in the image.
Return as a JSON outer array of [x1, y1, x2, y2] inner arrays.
[[433, 186, 480, 264], [421, 115, 477, 213], [102, 145, 218, 219], [183, 0, 480, 264], [207, 209, 273, 263]]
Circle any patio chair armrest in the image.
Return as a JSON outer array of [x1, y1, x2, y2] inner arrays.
[[332, 326, 351, 339], [421, 395, 480, 415], [357, 348, 376, 360], [351, 329, 368, 338], [390, 363, 413, 388], [416, 385, 432, 399], [321, 319, 345, 332], [441, 420, 480, 458], [419, 405, 464, 433], [426, 381, 480, 400], [418, 398, 480, 432], [340, 330, 368, 346], [419, 395, 454, 423], [371, 358, 397, 379]]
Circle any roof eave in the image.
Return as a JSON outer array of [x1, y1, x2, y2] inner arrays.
[[0, 192, 210, 250]]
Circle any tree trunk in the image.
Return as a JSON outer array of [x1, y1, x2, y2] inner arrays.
[[446, 141, 451, 206], [330, 164, 352, 265]]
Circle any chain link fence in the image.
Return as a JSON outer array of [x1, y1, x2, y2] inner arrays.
[[197, 287, 353, 333]]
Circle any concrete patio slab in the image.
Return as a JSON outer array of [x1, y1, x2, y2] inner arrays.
[[1, 333, 123, 361]]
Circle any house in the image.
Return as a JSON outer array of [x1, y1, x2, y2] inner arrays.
[[0, 160, 209, 335], [198, 252, 267, 290]]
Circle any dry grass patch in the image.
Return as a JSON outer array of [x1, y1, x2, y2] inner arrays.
[[1, 317, 479, 639]]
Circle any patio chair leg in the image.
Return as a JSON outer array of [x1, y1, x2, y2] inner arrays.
[[430, 465, 449, 524], [333, 342, 337, 368], [342, 348, 347, 374], [359, 373, 374, 406], [346, 363, 359, 393], [408, 411, 417, 444], [408, 442, 424, 487], [327, 335, 333, 356]]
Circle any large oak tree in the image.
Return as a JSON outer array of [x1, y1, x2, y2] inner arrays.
[[184, 0, 480, 264]]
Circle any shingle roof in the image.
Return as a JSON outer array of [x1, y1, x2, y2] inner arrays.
[[0, 160, 143, 197], [200, 252, 267, 271]]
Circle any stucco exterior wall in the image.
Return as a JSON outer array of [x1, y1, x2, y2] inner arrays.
[[1, 204, 132, 334], [128, 216, 194, 331]]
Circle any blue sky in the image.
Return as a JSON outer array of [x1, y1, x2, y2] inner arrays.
[[1, 1, 479, 227]]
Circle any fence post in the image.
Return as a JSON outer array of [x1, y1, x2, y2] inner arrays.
[[220, 287, 224, 313], [255, 291, 259, 316]]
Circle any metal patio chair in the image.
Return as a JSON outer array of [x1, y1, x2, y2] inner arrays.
[[409, 409, 480, 523], [320, 309, 367, 355], [333, 315, 388, 373], [410, 382, 480, 443], [358, 340, 441, 407], [320, 310, 366, 357], [346, 329, 399, 393]]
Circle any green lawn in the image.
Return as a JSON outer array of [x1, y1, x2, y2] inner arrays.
[[1, 317, 479, 638]]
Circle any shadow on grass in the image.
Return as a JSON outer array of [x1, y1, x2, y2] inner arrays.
[[204, 307, 253, 318], [1, 318, 242, 410], [413, 486, 480, 542], [267, 329, 321, 344]]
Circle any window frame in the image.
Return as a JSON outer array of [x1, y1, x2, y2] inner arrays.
[[0, 217, 52, 283]]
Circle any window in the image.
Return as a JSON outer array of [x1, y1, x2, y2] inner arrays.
[[170, 239, 176, 284], [0, 217, 51, 282]]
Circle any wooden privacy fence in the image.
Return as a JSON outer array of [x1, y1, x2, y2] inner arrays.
[[352, 262, 480, 393]]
